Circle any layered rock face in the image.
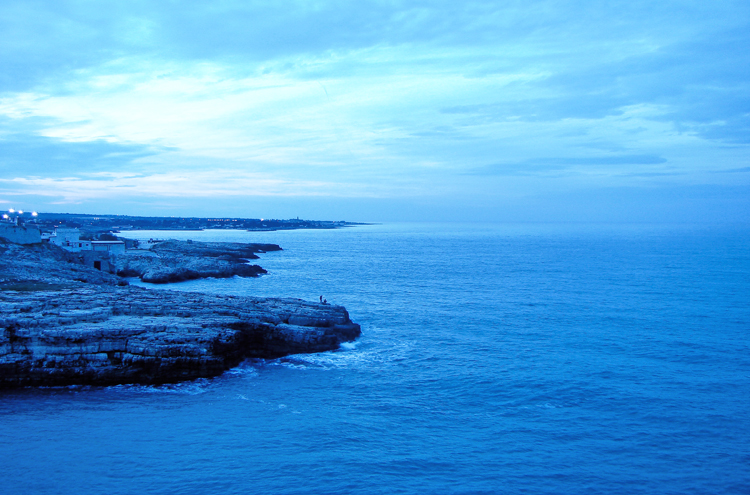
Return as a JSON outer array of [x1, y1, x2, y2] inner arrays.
[[0, 239, 361, 388], [114, 240, 282, 283], [0, 285, 360, 388]]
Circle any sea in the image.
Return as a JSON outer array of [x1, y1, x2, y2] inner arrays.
[[1, 222, 749, 495]]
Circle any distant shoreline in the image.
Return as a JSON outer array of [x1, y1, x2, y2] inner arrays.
[[117, 224, 372, 233], [25, 212, 373, 238]]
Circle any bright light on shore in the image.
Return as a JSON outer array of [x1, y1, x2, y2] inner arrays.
[[32, 211, 38, 216], [8, 208, 15, 213]]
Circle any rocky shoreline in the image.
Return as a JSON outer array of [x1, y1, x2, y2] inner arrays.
[[113, 240, 282, 283], [0, 239, 361, 388]]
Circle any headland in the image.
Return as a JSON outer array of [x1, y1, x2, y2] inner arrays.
[[114, 239, 282, 283], [0, 230, 361, 388]]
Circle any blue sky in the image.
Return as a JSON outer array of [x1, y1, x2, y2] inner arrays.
[[1, 0, 748, 222]]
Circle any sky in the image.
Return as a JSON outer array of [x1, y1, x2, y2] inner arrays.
[[1, 0, 748, 223]]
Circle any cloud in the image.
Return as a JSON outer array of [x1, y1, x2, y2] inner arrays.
[[0, 1, 749, 220], [468, 155, 668, 176], [712, 166, 750, 174], [0, 171, 359, 203], [0, 131, 162, 176]]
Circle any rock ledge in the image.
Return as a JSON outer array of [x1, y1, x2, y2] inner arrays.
[[114, 240, 282, 283], [1, 285, 360, 388], [0, 239, 361, 388]]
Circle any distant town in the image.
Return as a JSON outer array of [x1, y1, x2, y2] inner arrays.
[[3, 210, 365, 238]]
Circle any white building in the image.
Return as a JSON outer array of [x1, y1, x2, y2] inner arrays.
[[48, 227, 124, 253], [91, 241, 126, 255], [0, 223, 42, 244], [48, 228, 89, 251]]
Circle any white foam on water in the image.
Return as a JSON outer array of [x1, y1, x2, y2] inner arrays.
[[270, 337, 415, 371], [270, 358, 310, 370], [223, 365, 260, 378], [106, 379, 211, 395]]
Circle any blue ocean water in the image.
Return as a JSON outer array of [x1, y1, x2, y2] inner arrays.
[[2, 223, 749, 494]]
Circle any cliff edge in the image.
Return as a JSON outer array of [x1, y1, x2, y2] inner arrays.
[[0, 239, 361, 388]]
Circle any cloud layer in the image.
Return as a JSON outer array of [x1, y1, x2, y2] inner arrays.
[[1, 1, 748, 221]]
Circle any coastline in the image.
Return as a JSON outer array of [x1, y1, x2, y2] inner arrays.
[[0, 237, 361, 388], [113, 239, 282, 283]]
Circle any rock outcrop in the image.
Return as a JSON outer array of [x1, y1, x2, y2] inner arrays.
[[113, 240, 281, 283], [0, 239, 361, 388], [0, 285, 360, 388], [0, 240, 127, 287], [151, 240, 282, 259]]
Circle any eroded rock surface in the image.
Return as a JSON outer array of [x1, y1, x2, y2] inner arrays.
[[0, 239, 361, 388], [151, 240, 282, 259], [0, 286, 360, 388], [0, 240, 127, 287], [114, 240, 281, 283]]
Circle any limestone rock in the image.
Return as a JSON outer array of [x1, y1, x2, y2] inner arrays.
[[0, 285, 361, 388], [0, 240, 127, 287], [150, 240, 281, 260], [0, 238, 362, 388], [113, 240, 280, 283]]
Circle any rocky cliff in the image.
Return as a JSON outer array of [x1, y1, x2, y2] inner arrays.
[[0, 286, 360, 388], [0, 239, 361, 388]]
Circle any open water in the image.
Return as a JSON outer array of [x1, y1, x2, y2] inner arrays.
[[1, 223, 749, 494]]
